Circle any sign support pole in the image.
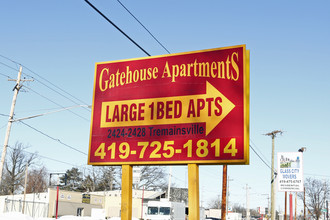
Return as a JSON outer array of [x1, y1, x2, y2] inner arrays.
[[285, 192, 287, 220], [188, 164, 200, 220], [121, 165, 132, 220], [295, 192, 297, 220], [221, 165, 228, 220], [290, 193, 293, 220], [304, 188, 306, 220], [55, 185, 59, 219]]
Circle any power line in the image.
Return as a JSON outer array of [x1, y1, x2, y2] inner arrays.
[[24, 85, 90, 122], [250, 139, 270, 165], [84, 0, 151, 57], [0, 124, 7, 130], [116, 0, 171, 54], [7, 145, 77, 167], [22, 76, 91, 113], [0, 55, 91, 112], [21, 66, 91, 110], [19, 120, 88, 156], [170, 173, 185, 184], [0, 72, 12, 79], [12, 105, 90, 122], [305, 173, 330, 178], [0, 60, 20, 72], [7, 145, 95, 176], [15, 106, 81, 114], [0, 54, 22, 68], [250, 144, 275, 174]]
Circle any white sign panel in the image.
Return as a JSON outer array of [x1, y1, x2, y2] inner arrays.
[[258, 207, 266, 215], [277, 152, 304, 192]]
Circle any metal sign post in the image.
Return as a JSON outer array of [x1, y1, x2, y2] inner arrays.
[[49, 173, 67, 219], [121, 165, 132, 220], [188, 164, 200, 220]]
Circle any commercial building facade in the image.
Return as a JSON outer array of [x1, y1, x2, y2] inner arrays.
[[0, 188, 164, 219]]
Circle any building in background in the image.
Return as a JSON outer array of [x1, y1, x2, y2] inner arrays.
[[0, 188, 165, 219]]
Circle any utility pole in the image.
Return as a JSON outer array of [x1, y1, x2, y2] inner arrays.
[[221, 165, 228, 220], [201, 186, 204, 208], [0, 67, 33, 184], [303, 187, 306, 220], [226, 176, 233, 217], [265, 130, 283, 220], [262, 194, 270, 218], [245, 184, 251, 220], [22, 163, 29, 214], [167, 166, 172, 200]]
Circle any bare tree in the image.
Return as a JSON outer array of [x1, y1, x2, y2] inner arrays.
[[57, 166, 121, 192], [137, 166, 167, 190], [167, 187, 188, 204], [60, 165, 166, 193], [82, 174, 97, 192], [81, 167, 102, 192], [298, 177, 330, 220], [0, 142, 37, 195], [97, 166, 121, 191], [232, 203, 246, 214], [207, 195, 221, 209], [26, 166, 48, 193]]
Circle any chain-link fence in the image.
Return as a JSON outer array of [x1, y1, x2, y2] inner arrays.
[[4, 198, 48, 218]]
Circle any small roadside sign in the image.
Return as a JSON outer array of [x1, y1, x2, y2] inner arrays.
[[277, 152, 304, 192]]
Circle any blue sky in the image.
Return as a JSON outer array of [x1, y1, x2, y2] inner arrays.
[[0, 0, 329, 211]]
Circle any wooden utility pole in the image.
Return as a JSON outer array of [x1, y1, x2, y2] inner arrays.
[[245, 184, 251, 220], [0, 66, 33, 185], [0, 66, 25, 184], [265, 130, 283, 220], [168, 166, 172, 200], [22, 163, 29, 214], [221, 165, 228, 220]]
